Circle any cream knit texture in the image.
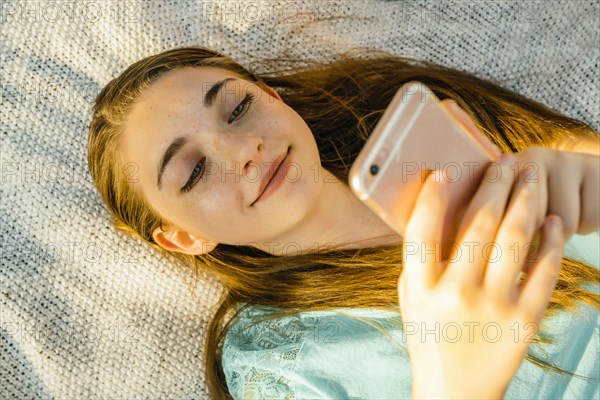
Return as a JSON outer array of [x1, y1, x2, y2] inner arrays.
[[1, 1, 598, 399]]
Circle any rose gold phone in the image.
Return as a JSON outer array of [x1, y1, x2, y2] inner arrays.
[[349, 81, 503, 247]]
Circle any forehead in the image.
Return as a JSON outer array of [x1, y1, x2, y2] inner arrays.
[[138, 66, 242, 104], [121, 66, 242, 153]]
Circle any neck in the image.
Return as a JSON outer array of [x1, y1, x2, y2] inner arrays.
[[255, 166, 403, 257]]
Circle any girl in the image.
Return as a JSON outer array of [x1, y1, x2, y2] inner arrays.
[[87, 46, 599, 399]]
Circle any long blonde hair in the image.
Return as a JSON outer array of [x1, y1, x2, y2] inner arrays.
[[87, 46, 600, 399]]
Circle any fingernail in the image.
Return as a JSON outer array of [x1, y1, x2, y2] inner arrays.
[[433, 170, 447, 185], [428, 170, 444, 187], [548, 215, 562, 231]]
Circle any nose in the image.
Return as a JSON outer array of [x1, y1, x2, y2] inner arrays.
[[215, 133, 264, 178]]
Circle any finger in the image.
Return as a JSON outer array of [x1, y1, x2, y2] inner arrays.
[[547, 152, 581, 239], [517, 215, 564, 323], [527, 160, 548, 234], [484, 168, 542, 301], [402, 170, 451, 292], [578, 155, 600, 234], [520, 228, 542, 277], [442, 155, 517, 288], [512, 147, 549, 233]]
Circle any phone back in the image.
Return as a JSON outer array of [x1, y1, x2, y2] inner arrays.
[[349, 81, 502, 245]]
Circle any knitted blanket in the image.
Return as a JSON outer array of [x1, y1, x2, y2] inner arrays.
[[1, 1, 598, 398]]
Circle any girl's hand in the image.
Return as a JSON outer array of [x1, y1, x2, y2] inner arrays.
[[508, 146, 599, 239], [398, 161, 565, 399], [442, 100, 600, 240]]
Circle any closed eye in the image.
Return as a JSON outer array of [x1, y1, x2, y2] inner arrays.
[[181, 157, 206, 193]]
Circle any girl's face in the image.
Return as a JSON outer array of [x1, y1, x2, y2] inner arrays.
[[120, 66, 324, 252]]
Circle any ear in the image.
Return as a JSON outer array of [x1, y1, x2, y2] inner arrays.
[[263, 85, 282, 102], [152, 226, 217, 255]]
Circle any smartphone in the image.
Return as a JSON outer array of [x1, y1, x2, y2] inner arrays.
[[349, 81, 503, 247]]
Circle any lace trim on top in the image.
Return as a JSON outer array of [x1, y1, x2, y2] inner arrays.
[[222, 306, 309, 399]]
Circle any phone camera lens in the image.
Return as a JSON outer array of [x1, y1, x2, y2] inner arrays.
[[370, 164, 379, 175]]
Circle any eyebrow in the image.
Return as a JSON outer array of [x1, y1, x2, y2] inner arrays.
[[156, 77, 237, 189]]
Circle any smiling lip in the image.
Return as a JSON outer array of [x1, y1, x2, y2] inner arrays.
[[252, 147, 290, 205]]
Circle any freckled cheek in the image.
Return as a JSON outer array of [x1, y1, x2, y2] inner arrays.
[[199, 190, 235, 218], [182, 198, 220, 235]]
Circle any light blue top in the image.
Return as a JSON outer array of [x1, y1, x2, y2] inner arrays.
[[222, 231, 600, 399]]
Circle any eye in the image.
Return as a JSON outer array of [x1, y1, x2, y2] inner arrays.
[[228, 93, 255, 123], [180, 156, 206, 194]]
